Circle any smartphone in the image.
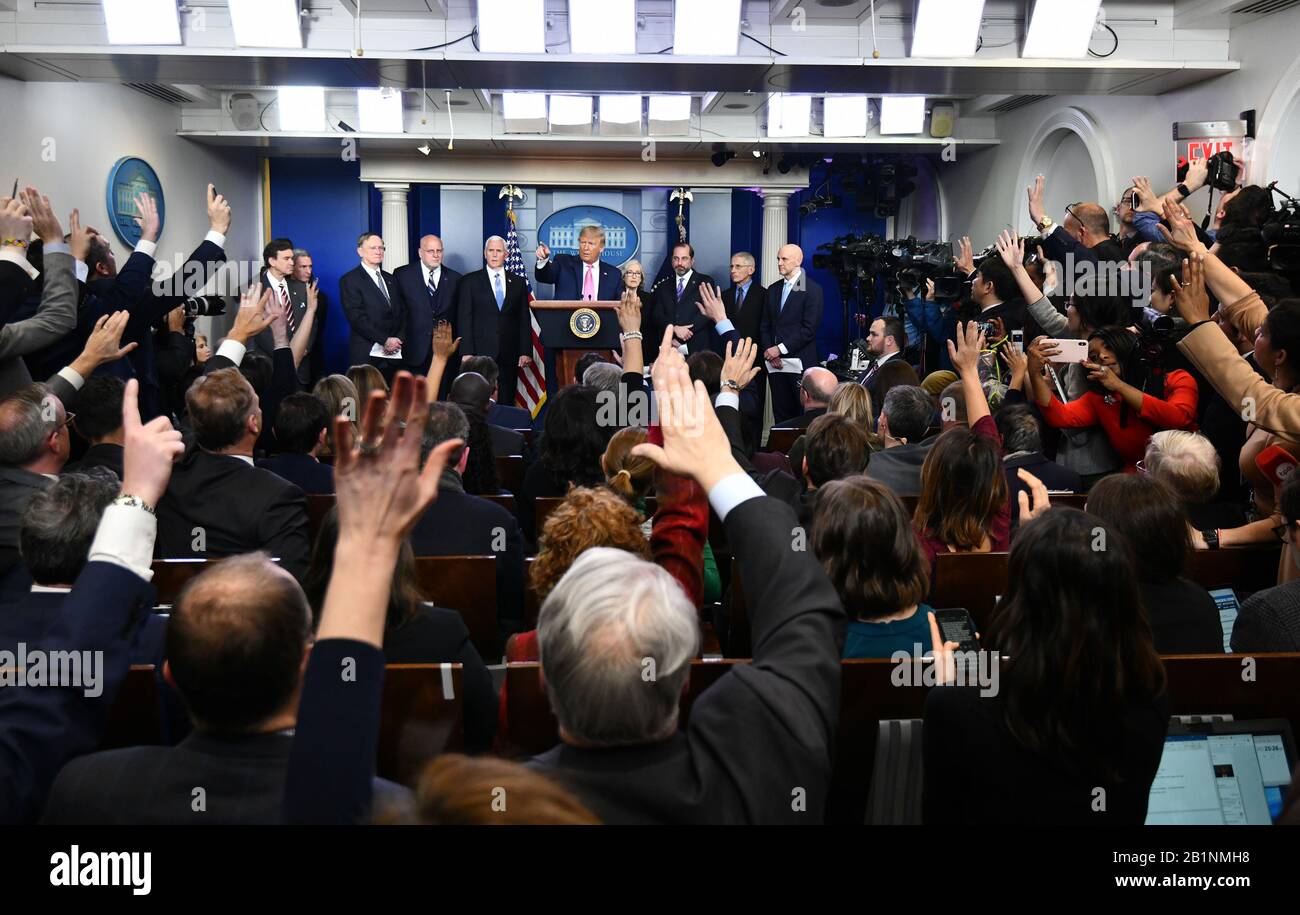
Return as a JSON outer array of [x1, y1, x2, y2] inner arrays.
[[1010, 329, 1023, 354], [1041, 338, 1089, 363], [932, 608, 980, 653]]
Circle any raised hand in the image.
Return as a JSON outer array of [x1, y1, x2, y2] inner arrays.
[[1026, 335, 1061, 368], [1004, 333, 1028, 389], [68, 209, 91, 262], [0, 196, 32, 245], [946, 320, 986, 379], [955, 235, 976, 275], [306, 278, 319, 311], [721, 337, 762, 393], [1169, 253, 1212, 324], [119, 378, 185, 508], [1184, 157, 1208, 194], [1158, 197, 1204, 253], [1016, 468, 1051, 525], [535, 242, 550, 261], [206, 183, 231, 235], [995, 229, 1025, 271], [72, 311, 139, 376], [1027, 174, 1047, 226], [265, 293, 291, 347], [227, 283, 275, 344], [134, 192, 161, 243], [431, 321, 460, 362], [1131, 176, 1161, 214], [20, 187, 62, 244], [696, 283, 727, 324], [616, 289, 642, 333]]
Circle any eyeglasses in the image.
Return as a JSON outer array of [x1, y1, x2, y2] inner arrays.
[[1065, 202, 1083, 220], [60, 412, 76, 432], [1134, 460, 1147, 474]]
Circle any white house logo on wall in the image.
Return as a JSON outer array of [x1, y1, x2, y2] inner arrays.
[[570, 307, 600, 339], [106, 157, 165, 247], [538, 205, 639, 267]]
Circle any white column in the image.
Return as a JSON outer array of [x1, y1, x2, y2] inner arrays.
[[760, 190, 790, 286], [376, 182, 411, 272]]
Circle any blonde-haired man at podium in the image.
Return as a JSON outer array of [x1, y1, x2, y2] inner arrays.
[[535, 225, 622, 301]]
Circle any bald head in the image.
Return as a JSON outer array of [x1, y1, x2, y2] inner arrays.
[[777, 244, 804, 279], [800, 367, 838, 408], [1065, 203, 1111, 245], [169, 554, 312, 734], [0, 384, 69, 473], [417, 234, 445, 270], [450, 372, 493, 417]]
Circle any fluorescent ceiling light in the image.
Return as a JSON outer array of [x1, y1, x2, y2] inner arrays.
[[358, 88, 404, 133], [766, 94, 812, 138], [102, 0, 181, 44], [502, 92, 548, 120], [672, 0, 741, 56], [599, 95, 642, 125], [277, 87, 325, 132], [823, 96, 869, 137], [1023, 0, 1103, 58], [228, 0, 303, 49], [911, 0, 985, 58], [648, 95, 691, 122], [478, 0, 545, 53], [879, 96, 926, 135], [569, 0, 636, 54], [549, 95, 593, 126]]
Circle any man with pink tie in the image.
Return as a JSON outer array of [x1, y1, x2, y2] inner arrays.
[[534, 225, 622, 301]]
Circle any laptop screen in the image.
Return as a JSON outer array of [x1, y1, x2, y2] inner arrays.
[[1209, 588, 1240, 653], [1146, 720, 1295, 824]]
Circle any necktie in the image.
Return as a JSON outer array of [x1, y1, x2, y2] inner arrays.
[[583, 264, 595, 301], [427, 269, 438, 298], [780, 281, 792, 311], [676, 277, 686, 301], [494, 272, 505, 310], [373, 269, 390, 303], [280, 283, 297, 336], [735, 284, 745, 311]]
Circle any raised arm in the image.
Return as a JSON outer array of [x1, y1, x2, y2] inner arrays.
[[947, 320, 991, 428], [289, 279, 320, 369]]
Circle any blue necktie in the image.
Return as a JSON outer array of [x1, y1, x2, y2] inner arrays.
[[735, 284, 745, 311], [494, 272, 504, 310], [676, 277, 685, 301], [780, 281, 792, 311]]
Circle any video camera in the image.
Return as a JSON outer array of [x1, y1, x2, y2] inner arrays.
[[1263, 183, 1300, 274], [813, 234, 965, 300]]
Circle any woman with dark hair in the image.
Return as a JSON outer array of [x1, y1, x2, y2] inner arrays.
[[1085, 474, 1222, 653], [923, 508, 1169, 824], [874, 359, 922, 412], [1027, 325, 1198, 471], [519, 385, 612, 542], [302, 506, 498, 752], [813, 476, 933, 658]]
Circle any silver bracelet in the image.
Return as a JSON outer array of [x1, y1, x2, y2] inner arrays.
[[619, 331, 643, 342]]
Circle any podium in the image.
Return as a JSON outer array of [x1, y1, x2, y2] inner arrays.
[[532, 300, 621, 387]]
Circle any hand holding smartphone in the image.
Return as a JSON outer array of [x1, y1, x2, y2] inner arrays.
[[1041, 338, 1089, 363]]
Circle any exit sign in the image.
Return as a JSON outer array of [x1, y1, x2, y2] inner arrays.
[[1173, 120, 1251, 182]]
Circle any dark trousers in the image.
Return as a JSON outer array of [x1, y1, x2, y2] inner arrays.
[[369, 356, 403, 384], [497, 355, 519, 407], [770, 372, 801, 426]]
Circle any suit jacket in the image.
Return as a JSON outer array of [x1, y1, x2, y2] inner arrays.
[[156, 450, 311, 581], [0, 561, 155, 824], [396, 262, 462, 368], [253, 270, 316, 385], [256, 452, 335, 495], [41, 730, 410, 824], [0, 252, 78, 400], [0, 589, 166, 666], [65, 443, 124, 480], [487, 401, 532, 430], [530, 495, 845, 824], [784, 406, 827, 431], [650, 271, 718, 357], [407, 479, 526, 627], [724, 282, 764, 355], [535, 253, 621, 301], [0, 467, 54, 580], [760, 273, 823, 368], [488, 423, 525, 458], [455, 268, 530, 363], [864, 438, 939, 496], [340, 264, 406, 368]]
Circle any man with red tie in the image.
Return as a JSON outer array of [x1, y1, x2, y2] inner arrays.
[[253, 238, 317, 385]]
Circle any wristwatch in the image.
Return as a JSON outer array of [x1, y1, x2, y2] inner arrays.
[[721, 379, 740, 393], [114, 493, 156, 516], [1176, 183, 1192, 200], [1201, 528, 1221, 550], [1035, 216, 1055, 233]]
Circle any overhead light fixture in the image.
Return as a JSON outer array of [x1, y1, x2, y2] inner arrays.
[[228, 0, 303, 49], [549, 95, 594, 134], [417, 143, 432, 156], [358, 88, 404, 133], [823, 96, 869, 137], [599, 95, 642, 136], [102, 0, 181, 44], [277, 87, 326, 132], [478, 0, 545, 53], [911, 0, 985, 58], [766, 94, 812, 139], [648, 95, 692, 136], [501, 92, 549, 133], [673, 0, 741, 56], [1023, 0, 1103, 58], [569, 0, 636, 54], [710, 145, 737, 168], [879, 96, 927, 135]]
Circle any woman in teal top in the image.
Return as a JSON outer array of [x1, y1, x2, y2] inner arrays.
[[811, 475, 935, 659]]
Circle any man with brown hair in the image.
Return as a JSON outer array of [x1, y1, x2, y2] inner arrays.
[[155, 368, 310, 579]]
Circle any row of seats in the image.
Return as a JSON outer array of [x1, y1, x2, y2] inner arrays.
[[103, 653, 1300, 823]]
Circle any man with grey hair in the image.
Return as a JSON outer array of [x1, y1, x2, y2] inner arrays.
[[397, 234, 463, 384], [994, 404, 1081, 524], [1, 470, 166, 664], [788, 365, 837, 429], [863, 384, 938, 496], [409, 401, 525, 639], [536, 224, 621, 302], [339, 232, 405, 380], [530, 341, 844, 823], [456, 235, 532, 406], [0, 384, 71, 579], [582, 360, 623, 396]]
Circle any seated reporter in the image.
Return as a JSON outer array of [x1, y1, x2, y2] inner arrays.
[[1085, 474, 1222, 653], [1231, 473, 1300, 652], [813, 476, 934, 659], [788, 382, 883, 489], [923, 503, 1169, 825], [258, 392, 335, 495], [311, 374, 359, 460], [64, 376, 125, 479], [0, 379, 182, 824], [1143, 430, 1247, 531]]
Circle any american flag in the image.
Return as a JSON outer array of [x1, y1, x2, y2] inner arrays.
[[506, 207, 546, 417]]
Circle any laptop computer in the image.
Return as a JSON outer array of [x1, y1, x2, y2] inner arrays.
[[1146, 718, 1296, 824]]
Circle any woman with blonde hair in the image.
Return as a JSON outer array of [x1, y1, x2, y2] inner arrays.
[[311, 373, 359, 458], [789, 381, 883, 488]]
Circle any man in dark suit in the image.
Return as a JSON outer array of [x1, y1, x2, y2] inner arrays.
[[650, 242, 718, 360], [760, 244, 824, 424], [723, 251, 762, 346], [398, 234, 462, 388], [528, 354, 843, 824], [155, 368, 311, 581], [857, 315, 908, 416], [535, 226, 622, 302], [864, 385, 939, 497], [407, 403, 526, 634], [41, 553, 407, 824], [461, 356, 532, 430], [339, 232, 405, 381], [456, 236, 532, 407], [785, 367, 836, 429], [64, 375, 124, 479], [292, 249, 329, 385], [0, 385, 70, 579], [253, 238, 316, 387], [1, 472, 165, 665], [995, 405, 1082, 525], [257, 392, 334, 495], [449, 372, 525, 458], [1027, 175, 1128, 271]]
